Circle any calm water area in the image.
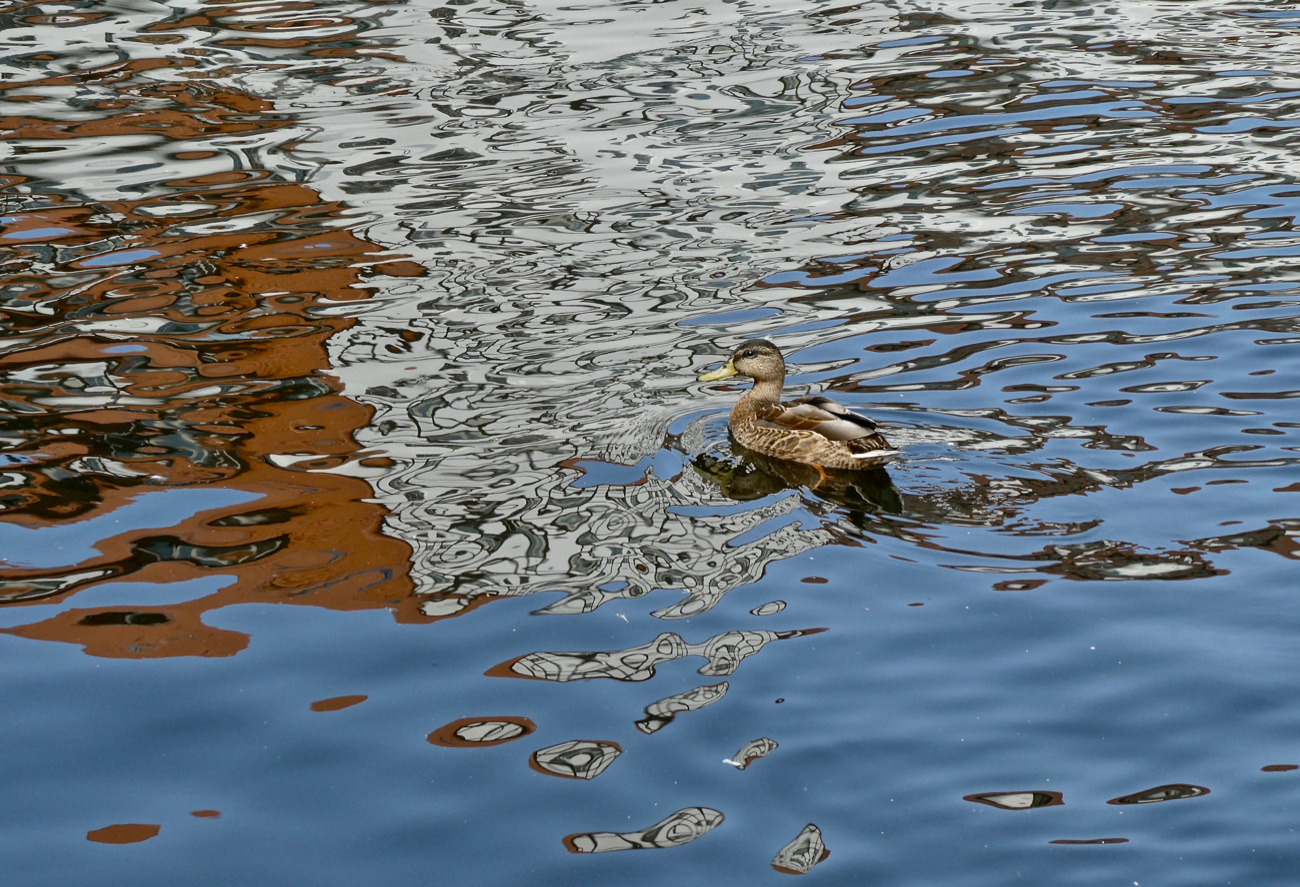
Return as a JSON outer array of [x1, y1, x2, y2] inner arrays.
[[2, 0, 1300, 883]]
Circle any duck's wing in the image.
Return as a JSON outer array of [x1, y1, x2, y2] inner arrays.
[[755, 396, 894, 456], [755, 396, 879, 440]]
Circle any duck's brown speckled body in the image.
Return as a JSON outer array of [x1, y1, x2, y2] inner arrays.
[[699, 339, 895, 470]]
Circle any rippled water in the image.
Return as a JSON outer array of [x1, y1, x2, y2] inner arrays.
[[3, 0, 1300, 884]]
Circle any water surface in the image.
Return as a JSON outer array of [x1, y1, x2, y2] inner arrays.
[[2, 1, 1299, 884]]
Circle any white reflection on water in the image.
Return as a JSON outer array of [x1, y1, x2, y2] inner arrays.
[[290, 0, 1300, 618]]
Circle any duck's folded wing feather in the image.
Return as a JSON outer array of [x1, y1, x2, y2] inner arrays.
[[756, 397, 882, 442]]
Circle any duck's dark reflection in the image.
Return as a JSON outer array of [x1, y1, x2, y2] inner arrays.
[[693, 439, 903, 516], [694, 437, 1234, 584]]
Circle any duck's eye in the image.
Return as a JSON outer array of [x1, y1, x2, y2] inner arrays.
[[740, 350, 755, 359]]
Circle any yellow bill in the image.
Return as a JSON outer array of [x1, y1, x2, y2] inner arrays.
[[698, 359, 737, 382]]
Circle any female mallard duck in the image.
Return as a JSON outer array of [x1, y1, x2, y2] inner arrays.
[[699, 339, 895, 470]]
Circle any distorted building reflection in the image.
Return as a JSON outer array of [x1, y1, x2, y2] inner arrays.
[[1106, 784, 1209, 805], [0, 6, 419, 658], [636, 682, 729, 734], [771, 823, 829, 875], [963, 791, 1064, 810], [529, 740, 623, 780], [563, 807, 724, 854], [487, 628, 824, 683], [0, 184, 421, 656], [410, 444, 848, 623], [427, 716, 536, 748], [359, 355, 1240, 629], [727, 737, 778, 770]]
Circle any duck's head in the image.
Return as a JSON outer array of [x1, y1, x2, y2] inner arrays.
[[699, 338, 786, 383]]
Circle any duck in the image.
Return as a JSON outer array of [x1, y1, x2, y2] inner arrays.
[[698, 338, 896, 471]]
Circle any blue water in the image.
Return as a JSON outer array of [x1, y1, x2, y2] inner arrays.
[[2, 0, 1300, 884]]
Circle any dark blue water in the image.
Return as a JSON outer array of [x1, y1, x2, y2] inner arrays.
[[2, 0, 1299, 884]]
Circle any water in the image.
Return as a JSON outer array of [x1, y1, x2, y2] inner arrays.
[[2, 0, 1299, 883]]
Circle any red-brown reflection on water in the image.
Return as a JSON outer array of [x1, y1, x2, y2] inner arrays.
[[86, 823, 161, 844], [427, 716, 538, 748], [311, 694, 368, 712], [0, 181, 423, 655], [0, 7, 420, 657]]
